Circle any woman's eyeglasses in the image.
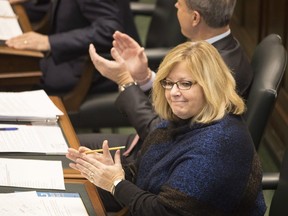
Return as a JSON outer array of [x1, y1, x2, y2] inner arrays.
[[160, 79, 197, 90]]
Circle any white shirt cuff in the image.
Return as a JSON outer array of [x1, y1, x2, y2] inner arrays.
[[139, 71, 156, 92]]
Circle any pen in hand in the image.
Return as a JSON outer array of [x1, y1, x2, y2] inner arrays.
[[0, 127, 18, 131], [85, 146, 125, 154]]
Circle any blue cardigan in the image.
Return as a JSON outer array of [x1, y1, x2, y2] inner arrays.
[[115, 114, 266, 216]]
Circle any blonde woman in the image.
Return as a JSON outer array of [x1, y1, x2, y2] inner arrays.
[[67, 41, 266, 215]]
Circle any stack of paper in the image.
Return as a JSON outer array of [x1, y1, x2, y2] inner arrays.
[[0, 0, 23, 41], [0, 159, 91, 215], [0, 191, 89, 216], [0, 123, 68, 154], [0, 90, 63, 123], [0, 90, 68, 154], [0, 158, 65, 190]]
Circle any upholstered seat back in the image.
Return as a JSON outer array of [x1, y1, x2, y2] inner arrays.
[[244, 34, 287, 149]]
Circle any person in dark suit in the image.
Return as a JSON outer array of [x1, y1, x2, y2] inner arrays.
[[19, 0, 50, 25], [79, 0, 253, 162], [6, 0, 125, 95]]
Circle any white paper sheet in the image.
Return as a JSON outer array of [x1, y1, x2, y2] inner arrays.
[[0, 191, 89, 216], [0, 90, 63, 122], [0, 0, 23, 40], [0, 158, 65, 190], [0, 124, 68, 154]]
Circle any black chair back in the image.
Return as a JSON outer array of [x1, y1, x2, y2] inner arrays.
[[269, 148, 288, 215], [244, 34, 287, 150], [145, 0, 186, 48]]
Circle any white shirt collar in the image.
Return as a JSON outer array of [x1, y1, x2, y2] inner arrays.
[[205, 29, 231, 44]]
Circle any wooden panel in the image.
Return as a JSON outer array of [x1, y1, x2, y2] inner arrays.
[[50, 96, 81, 150], [232, 0, 288, 166], [0, 4, 44, 91], [231, 0, 261, 57], [262, 0, 287, 39], [12, 4, 33, 32], [0, 49, 43, 91], [242, 0, 260, 44], [286, 5, 288, 47], [232, 0, 244, 25]]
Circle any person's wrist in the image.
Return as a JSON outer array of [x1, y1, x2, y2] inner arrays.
[[117, 72, 134, 86], [118, 75, 135, 91], [135, 68, 152, 86], [118, 82, 137, 92], [111, 179, 124, 195], [139, 70, 156, 91]]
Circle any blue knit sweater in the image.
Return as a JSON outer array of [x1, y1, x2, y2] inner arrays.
[[114, 115, 266, 216], [131, 114, 266, 215]]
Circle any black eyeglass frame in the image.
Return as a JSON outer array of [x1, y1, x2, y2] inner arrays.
[[160, 79, 197, 90]]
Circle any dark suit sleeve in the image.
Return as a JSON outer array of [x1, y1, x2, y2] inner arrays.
[[49, 0, 123, 64], [115, 85, 161, 140]]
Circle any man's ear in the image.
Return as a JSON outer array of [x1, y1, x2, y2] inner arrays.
[[191, 10, 201, 26]]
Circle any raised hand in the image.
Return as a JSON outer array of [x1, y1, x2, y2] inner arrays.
[[113, 31, 151, 85], [89, 43, 134, 86]]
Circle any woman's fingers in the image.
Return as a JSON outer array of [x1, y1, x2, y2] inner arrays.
[[114, 150, 122, 166]]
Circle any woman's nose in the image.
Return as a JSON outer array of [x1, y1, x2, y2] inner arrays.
[[170, 84, 181, 96]]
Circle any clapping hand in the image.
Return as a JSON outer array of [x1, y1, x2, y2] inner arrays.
[[66, 140, 125, 193], [113, 31, 151, 83]]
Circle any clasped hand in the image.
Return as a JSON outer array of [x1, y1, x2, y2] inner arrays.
[[66, 140, 125, 193]]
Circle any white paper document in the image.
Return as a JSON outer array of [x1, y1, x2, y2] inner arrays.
[[0, 90, 63, 122], [0, 191, 89, 216], [0, 0, 23, 40], [0, 158, 65, 190], [0, 124, 68, 154]]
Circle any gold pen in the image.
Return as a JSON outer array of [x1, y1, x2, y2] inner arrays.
[[85, 146, 125, 154], [0, 15, 18, 19]]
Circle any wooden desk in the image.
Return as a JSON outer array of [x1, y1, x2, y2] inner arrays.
[[50, 96, 84, 179], [50, 96, 80, 150], [0, 4, 44, 91], [0, 179, 107, 216]]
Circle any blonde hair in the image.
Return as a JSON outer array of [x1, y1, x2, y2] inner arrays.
[[152, 41, 245, 124]]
